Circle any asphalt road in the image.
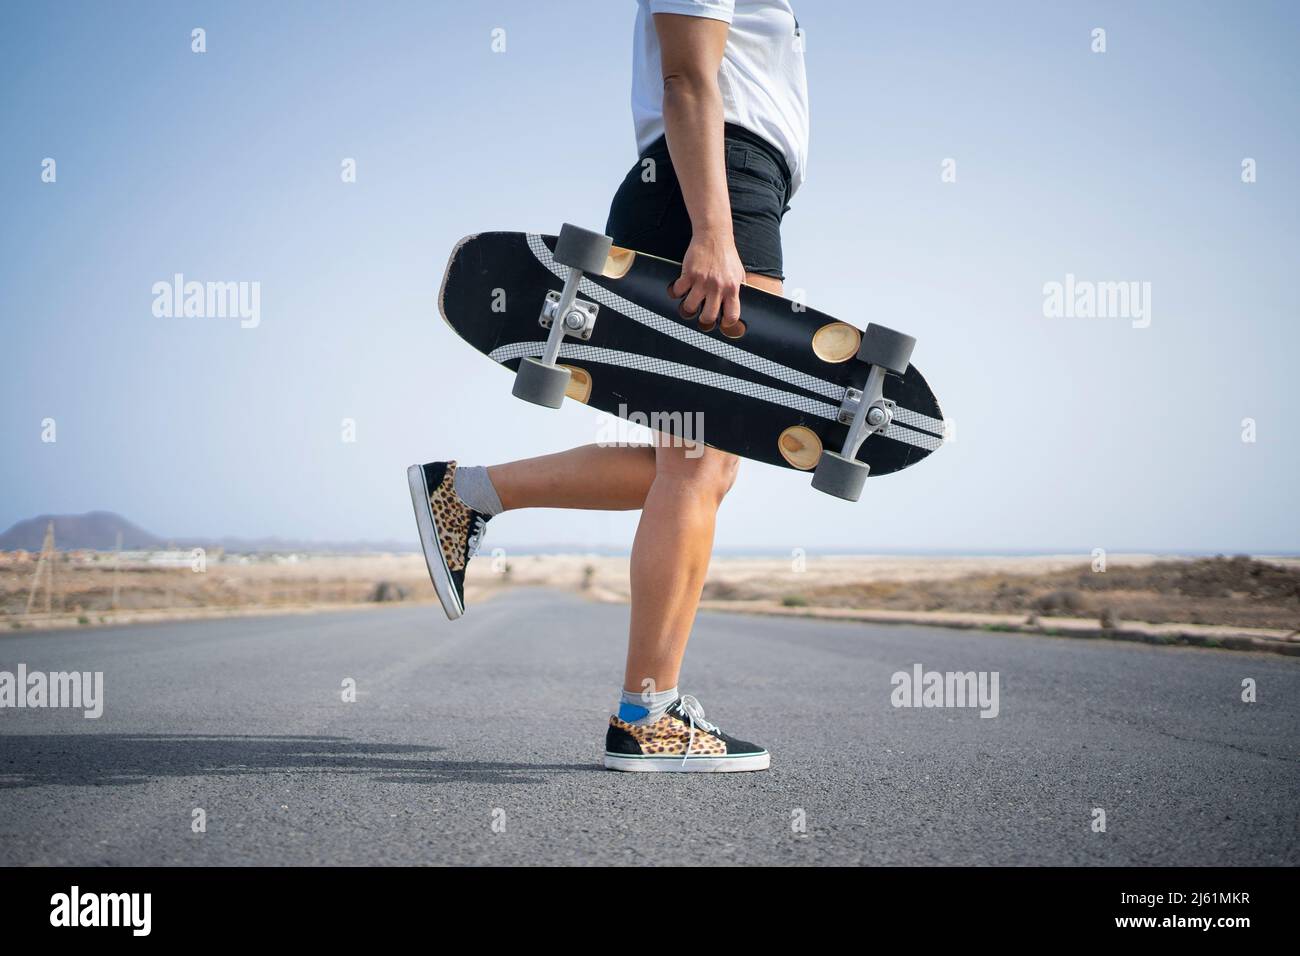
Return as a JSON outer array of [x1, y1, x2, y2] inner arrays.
[[1, 589, 1296, 866]]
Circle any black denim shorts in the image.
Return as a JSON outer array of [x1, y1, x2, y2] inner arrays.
[[604, 123, 792, 280]]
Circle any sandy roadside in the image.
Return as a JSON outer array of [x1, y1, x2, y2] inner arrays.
[[5, 552, 1297, 656]]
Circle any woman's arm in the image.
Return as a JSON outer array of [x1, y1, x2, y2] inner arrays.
[[654, 12, 746, 334]]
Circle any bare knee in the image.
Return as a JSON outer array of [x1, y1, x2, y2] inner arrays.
[[655, 446, 739, 504]]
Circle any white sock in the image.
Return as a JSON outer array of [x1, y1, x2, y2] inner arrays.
[[453, 465, 504, 516]]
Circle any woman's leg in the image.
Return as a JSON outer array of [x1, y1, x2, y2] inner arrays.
[[622, 443, 738, 692], [480, 273, 781, 693], [488, 444, 655, 512], [621, 272, 782, 693]]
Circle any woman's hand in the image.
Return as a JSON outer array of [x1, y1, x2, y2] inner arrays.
[[671, 229, 746, 336]]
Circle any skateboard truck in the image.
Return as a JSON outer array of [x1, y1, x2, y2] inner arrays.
[[512, 223, 613, 408], [538, 291, 598, 341], [811, 323, 916, 502]]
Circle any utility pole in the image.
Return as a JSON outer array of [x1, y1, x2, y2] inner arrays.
[[25, 521, 56, 616], [112, 529, 123, 610]]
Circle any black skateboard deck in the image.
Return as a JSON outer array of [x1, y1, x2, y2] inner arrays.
[[438, 231, 945, 479]]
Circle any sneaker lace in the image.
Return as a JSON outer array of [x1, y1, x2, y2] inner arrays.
[[676, 694, 719, 766], [465, 515, 488, 560]]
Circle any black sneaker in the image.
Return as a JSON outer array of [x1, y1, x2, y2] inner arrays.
[[407, 461, 491, 620], [603, 695, 770, 772]]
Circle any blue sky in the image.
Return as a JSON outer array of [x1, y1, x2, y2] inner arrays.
[[2, 1, 1297, 553]]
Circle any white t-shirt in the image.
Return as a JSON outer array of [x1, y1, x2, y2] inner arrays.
[[631, 0, 809, 195]]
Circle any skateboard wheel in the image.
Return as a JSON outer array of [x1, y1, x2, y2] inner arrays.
[[554, 224, 614, 275], [512, 357, 571, 409], [812, 322, 862, 363], [857, 324, 916, 376], [811, 451, 870, 501]]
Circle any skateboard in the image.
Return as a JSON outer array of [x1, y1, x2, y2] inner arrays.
[[438, 225, 945, 501]]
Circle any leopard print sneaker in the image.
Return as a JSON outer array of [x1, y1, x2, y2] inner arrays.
[[604, 695, 770, 772], [407, 460, 492, 620]]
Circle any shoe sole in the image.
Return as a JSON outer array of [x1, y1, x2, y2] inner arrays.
[[603, 752, 771, 773], [407, 464, 464, 621]]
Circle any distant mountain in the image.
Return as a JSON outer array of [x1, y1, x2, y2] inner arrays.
[[0, 511, 165, 551], [0, 511, 418, 554]]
